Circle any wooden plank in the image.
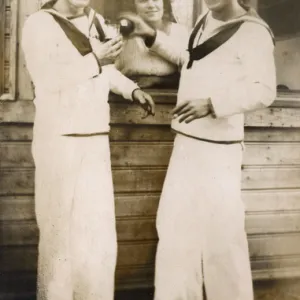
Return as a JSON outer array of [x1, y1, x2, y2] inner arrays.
[[0, 196, 34, 221], [110, 125, 174, 142], [0, 0, 18, 101], [244, 127, 300, 142], [243, 190, 300, 213], [1, 166, 300, 196], [0, 219, 156, 245], [2, 100, 300, 126], [1, 260, 300, 296], [0, 169, 34, 195], [2, 210, 300, 246], [2, 125, 300, 143], [245, 107, 300, 128], [0, 142, 34, 168], [1, 234, 300, 272], [246, 212, 300, 235], [2, 141, 300, 169], [0, 272, 36, 294], [0, 101, 35, 123], [3, 190, 300, 222], [0, 0, 5, 96], [0, 124, 33, 141], [115, 265, 154, 289], [251, 256, 300, 280], [242, 166, 300, 190], [243, 142, 300, 165]]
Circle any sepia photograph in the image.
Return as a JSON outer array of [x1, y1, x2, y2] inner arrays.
[[0, 0, 300, 299]]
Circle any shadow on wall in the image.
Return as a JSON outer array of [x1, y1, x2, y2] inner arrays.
[[258, 0, 300, 91]]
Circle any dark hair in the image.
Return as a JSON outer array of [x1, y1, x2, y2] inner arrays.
[[123, 0, 176, 22], [238, 0, 251, 10]]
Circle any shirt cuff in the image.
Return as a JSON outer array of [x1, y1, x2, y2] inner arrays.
[[144, 30, 157, 48]]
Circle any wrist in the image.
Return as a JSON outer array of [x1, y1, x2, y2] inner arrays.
[[131, 88, 141, 101]]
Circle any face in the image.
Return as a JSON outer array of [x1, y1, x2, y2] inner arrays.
[[204, 0, 234, 12], [67, 0, 90, 8], [134, 0, 164, 23]]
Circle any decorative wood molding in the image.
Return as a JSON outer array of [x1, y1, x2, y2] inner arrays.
[[0, 0, 18, 101]]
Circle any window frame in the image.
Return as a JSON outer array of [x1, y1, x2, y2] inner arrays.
[[0, 0, 18, 101]]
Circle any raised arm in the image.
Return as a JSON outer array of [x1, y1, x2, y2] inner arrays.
[[147, 29, 188, 68], [117, 12, 188, 68]]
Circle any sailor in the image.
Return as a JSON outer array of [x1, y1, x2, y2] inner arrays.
[[21, 1, 155, 299], [120, 0, 276, 299]]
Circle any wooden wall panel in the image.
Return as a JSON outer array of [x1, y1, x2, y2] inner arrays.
[[2, 99, 300, 127], [2, 166, 300, 196], [3, 124, 300, 143], [1, 235, 300, 271], [2, 212, 300, 247], [2, 141, 300, 168], [1, 93, 300, 297], [2, 190, 300, 223]]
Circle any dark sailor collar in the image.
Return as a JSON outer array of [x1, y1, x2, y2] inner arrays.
[[40, 0, 106, 55], [186, 8, 274, 69]]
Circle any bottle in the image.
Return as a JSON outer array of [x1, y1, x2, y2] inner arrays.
[[119, 18, 135, 36]]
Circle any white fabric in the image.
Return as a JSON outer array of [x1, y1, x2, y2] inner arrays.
[[150, 18, 276, 142], [115, 22, 189, 76], [154, 134, 253, 300], [22, 10, 139, 135], [32, 133, 117, 300], [170, 0, 196, 29], [21, 8, 139, 300]]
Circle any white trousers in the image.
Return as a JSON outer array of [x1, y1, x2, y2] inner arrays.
[[154, 134, 253, 300], [32, 133, 117, 300]]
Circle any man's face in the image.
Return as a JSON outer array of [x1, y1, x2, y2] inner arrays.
[[67, 0, 90, 8], [204, 0, 233, 12]]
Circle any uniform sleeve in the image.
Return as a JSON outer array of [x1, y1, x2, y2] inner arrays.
[[149, 25, 189, 68], [21, 13, 100, 94], [210, 23, 277, 118], [103, 65, 139, 100]]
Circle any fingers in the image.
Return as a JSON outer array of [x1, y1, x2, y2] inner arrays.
[[108, 35, 123, 45], [144, 93, 155, 115], [184, 115, 197, 124], [132, 90, 155, 117], [178, 111, 194, 123], [109, 40, 123, 53], [171, 100, 189, 115]]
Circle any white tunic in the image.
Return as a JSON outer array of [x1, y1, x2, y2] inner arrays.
[[150, 13, 277, 142], [22, 10, 139, 136], [21, 9, 139, 300]]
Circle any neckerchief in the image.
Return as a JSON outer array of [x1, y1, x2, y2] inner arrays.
[[186, 8, 274, 69], [41, 0, 106, 55]]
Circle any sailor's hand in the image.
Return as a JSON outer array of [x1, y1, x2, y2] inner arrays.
[[132, 89, 155, 117], [118, 12, 156, 39], [91, 36, 123, 65], [172, 99, 212, 123]]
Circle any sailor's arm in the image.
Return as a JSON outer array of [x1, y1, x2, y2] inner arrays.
[[210, 23, 277, 118]]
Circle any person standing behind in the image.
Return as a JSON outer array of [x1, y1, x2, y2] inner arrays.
[[119, 0, 276, 299], [115, 0, 188, 88], [21, 1, 154, 300]]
